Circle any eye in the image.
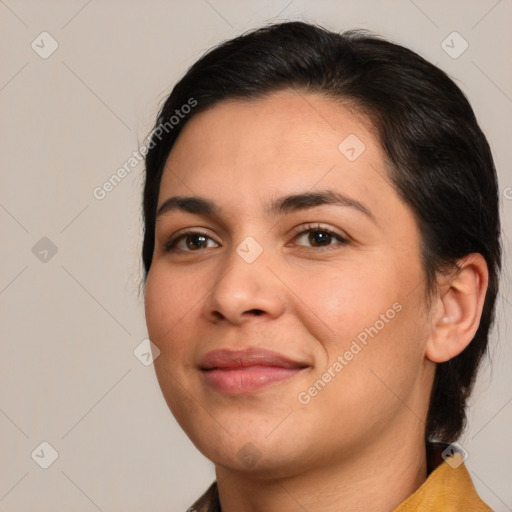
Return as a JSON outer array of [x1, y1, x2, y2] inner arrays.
[[290, 224, 349, 249], [163, 224, 349, 253], [164, 230, 219, 252]]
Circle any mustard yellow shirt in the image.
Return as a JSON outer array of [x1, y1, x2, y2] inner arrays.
[[189, 444, 492, 511], [392, 451, 491, 512]]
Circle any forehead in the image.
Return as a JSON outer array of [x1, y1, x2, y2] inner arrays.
[[159, 90, 391, 217]]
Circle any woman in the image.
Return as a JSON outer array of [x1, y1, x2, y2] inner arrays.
[[141, 21, 501, 511]]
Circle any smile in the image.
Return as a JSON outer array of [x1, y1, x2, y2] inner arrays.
[[199, 348, 309, 394]]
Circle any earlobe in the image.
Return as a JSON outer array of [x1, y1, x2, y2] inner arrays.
[[425, 253, 489, 363]]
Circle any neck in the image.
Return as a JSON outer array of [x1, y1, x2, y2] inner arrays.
[[215, 426, 427, 512]]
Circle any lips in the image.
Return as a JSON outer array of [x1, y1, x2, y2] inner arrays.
[[199, 348, 308, 394]]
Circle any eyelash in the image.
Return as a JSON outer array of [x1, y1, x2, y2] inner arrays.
[[163, 223, 349, 253]]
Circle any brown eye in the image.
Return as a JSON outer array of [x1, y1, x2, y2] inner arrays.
[[307, 230, 333, 247], [165, 231, 218, 252], [184, 234, 208, 250], [292, 225, 349, 249]]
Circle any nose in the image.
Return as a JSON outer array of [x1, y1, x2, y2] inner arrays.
[[203, 243, 286, 325]]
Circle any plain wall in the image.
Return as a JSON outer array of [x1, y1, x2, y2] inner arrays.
[[1, 0, 511, 510]]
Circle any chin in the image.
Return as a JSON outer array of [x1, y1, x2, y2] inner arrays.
[[187, 423, 312, 478]]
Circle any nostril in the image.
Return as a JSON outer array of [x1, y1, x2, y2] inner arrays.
[[249, 309, 264, 316]]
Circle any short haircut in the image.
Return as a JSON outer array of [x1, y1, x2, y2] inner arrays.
[[141, 21, 502, 443]]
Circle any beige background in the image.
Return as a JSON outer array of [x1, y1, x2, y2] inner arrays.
[[1, 0, 511, 510]]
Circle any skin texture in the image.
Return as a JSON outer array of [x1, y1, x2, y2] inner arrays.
[[144, 90, 489, 512]]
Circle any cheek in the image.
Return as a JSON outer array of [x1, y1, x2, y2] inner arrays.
[[343, 293, 426, 397], [291, 259, 402, 347], [304, 305, 428, 442], [144, 264, 202, 355], [144, 266, 201, 416], [145, 263, 201, 339], [296, 258, 427, 394]]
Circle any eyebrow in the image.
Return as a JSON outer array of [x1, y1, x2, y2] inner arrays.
[[156, 190, 376, 223]]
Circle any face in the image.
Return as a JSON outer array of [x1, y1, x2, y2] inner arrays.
[[144, 90, 435, 478]]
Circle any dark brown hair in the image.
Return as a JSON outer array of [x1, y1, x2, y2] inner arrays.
[[140, 21, 501, 443]]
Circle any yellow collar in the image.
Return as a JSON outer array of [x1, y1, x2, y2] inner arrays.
[[392, 452, 491, 512]]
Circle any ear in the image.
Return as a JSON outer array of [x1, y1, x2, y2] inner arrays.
[[425, 253, 489, 363]]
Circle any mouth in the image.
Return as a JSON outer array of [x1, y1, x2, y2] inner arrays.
[[199, 348, 309, 394]]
